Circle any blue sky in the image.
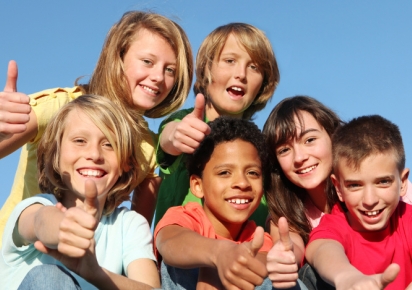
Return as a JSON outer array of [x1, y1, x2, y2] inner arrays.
[[1, 1, 412, 208]]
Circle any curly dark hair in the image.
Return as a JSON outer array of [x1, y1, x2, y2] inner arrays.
[[186, 116, 269, 189]]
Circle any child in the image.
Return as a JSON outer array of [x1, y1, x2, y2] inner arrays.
[[262, 96, 412, 288], [154, 22, 280, 228], [0, 10, 193, 238], [155, 117, 307, 290], [305, 114, 411, 289], [0, 95, 160, 289]]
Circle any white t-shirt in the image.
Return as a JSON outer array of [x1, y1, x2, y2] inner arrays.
[[1, 194, 155, 290]]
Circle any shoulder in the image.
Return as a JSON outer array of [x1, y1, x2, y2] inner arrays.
[[29, 86, 83, 106]]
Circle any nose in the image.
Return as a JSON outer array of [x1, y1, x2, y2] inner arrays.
[[293, 145, 309, 165], [232, 172, 251, 190], [86, 143, 103, 163], [362, 186, 379, 208], [234, 63, 247, 81], [150, 65, 165, 83]]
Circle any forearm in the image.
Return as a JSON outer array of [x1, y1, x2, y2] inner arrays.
[[157, 225, 231, 268], [159, 121, 182, 156], [87, 267, 157, 290], [306, 239, 361, 286]]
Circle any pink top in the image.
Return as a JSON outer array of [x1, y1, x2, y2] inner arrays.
[[305, 179, 412, 229]]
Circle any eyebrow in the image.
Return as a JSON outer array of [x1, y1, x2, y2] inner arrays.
[[213, 163, 262, 170], [297, 128, 320, 139]]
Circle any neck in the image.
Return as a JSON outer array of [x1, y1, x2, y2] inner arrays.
[[205, 102, 244, 121], [306, 184, 328, 213]]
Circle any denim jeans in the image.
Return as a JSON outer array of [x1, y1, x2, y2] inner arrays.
[[18, 264, 81, 290], [161, 261, 308, 290], [298, 263, 335, 290]]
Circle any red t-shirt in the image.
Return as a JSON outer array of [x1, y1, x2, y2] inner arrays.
[[309, 201, 412, 290], [154, 202, 273, 262]]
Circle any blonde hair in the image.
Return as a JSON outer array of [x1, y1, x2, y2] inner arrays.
[[193, 23, 279, 120], [37, 95, 143, 215], [79, 11, 193, 118]]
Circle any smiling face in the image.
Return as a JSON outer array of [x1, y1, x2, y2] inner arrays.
[[59, 109, 120, 207], [190, 139, 263, 238], [276, 110, 333, 197], [123, 28, 177, 112], [205, 34, 263, 121], [331, 152, 409, 232]]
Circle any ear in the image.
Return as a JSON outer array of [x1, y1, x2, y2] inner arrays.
[[399, 168, 410, 197], [190, 175, 204, 199], [331, 174, 344, 202]]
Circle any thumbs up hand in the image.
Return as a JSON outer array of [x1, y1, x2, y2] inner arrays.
[[0, 60, 31, 142], [215, 227, 268, 290], [267, 217, 299, 288], [35, 180, 101, 279], [162, 93, 211, 155]]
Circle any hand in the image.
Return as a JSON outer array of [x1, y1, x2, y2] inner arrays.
[[335, 263, 399, 290], [216, 227, 268, 290], [0, 60, 31, 142], [35, 180, 101, 280], [267, 217, 298, 289], [167, 93, 211, 154]]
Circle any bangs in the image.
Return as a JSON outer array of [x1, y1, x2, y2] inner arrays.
[[274, 110, 305, 147]]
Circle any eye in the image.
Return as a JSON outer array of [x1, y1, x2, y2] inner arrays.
[[142, 59, 153, 65], [224, 58, 235, 64], [346, 183, 361, 190], [378, 179, 393, 186], [305, 137, 316, 144], [165, 66, 176, 76], [249, 63, 259, 71], [248, 170, 261, 177], [276, 146, 290, 156], [73, 138, 86, 144], [218, 170, 230, 176]]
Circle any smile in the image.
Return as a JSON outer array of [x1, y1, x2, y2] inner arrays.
[[78, 169, 106, 177], [141, 85, 159, 95], [227, 198, 252, 204], [297, 164, 317, 174], [361, 209, 384, 217]]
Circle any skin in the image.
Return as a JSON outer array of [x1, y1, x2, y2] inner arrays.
[[123, 28, 177, 111], [159, 33, 264, 156], [156, 139, 268, 289], [306, 153, 410, 289], [16, 112, 160, 289]]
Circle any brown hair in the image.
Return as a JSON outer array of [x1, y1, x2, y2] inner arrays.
[[193, 23, 279, 120], [37, 95, 143, 215], [332, 114, 405, 175], [77, 11, 193, 118], [263, 96, 343, 244]]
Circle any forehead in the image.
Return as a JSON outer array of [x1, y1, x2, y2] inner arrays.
[[209, 139, 260, 164], [336, 153, 400, 179]]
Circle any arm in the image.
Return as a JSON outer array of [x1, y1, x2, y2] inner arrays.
[[267, 217, 301, 289], [159, 94, 210, 156], [156, 225, 267, 290], [131, 176, 162, 224], [0, 60, 37, 158], [306, 239, 399, 289]]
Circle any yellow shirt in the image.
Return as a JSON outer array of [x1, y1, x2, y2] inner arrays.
[[0, 87, 157, 247]]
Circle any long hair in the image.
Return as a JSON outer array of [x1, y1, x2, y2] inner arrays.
[[77, 11, 193, 119], [263, 96, 343, 244], [37, 95, 143, 215]]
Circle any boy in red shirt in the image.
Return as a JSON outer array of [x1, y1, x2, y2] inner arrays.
[[306, 115, 412, 290]]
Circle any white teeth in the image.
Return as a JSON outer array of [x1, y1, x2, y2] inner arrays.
[[365, 210, 380, 216], [142, 85, 158, 94], [298, 165, 317, 174], [231, 86, 243, 92], [79, 169, 104, 177], [227, 198, 250, 204]]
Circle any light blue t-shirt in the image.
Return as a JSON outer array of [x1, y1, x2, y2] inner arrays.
[[0, 194, 155, 290]]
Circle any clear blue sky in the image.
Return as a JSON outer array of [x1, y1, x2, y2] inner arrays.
[[1, 1, 411, 208]]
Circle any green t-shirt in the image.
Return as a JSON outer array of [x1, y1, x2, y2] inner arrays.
[[154, 108, 268, 228]]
